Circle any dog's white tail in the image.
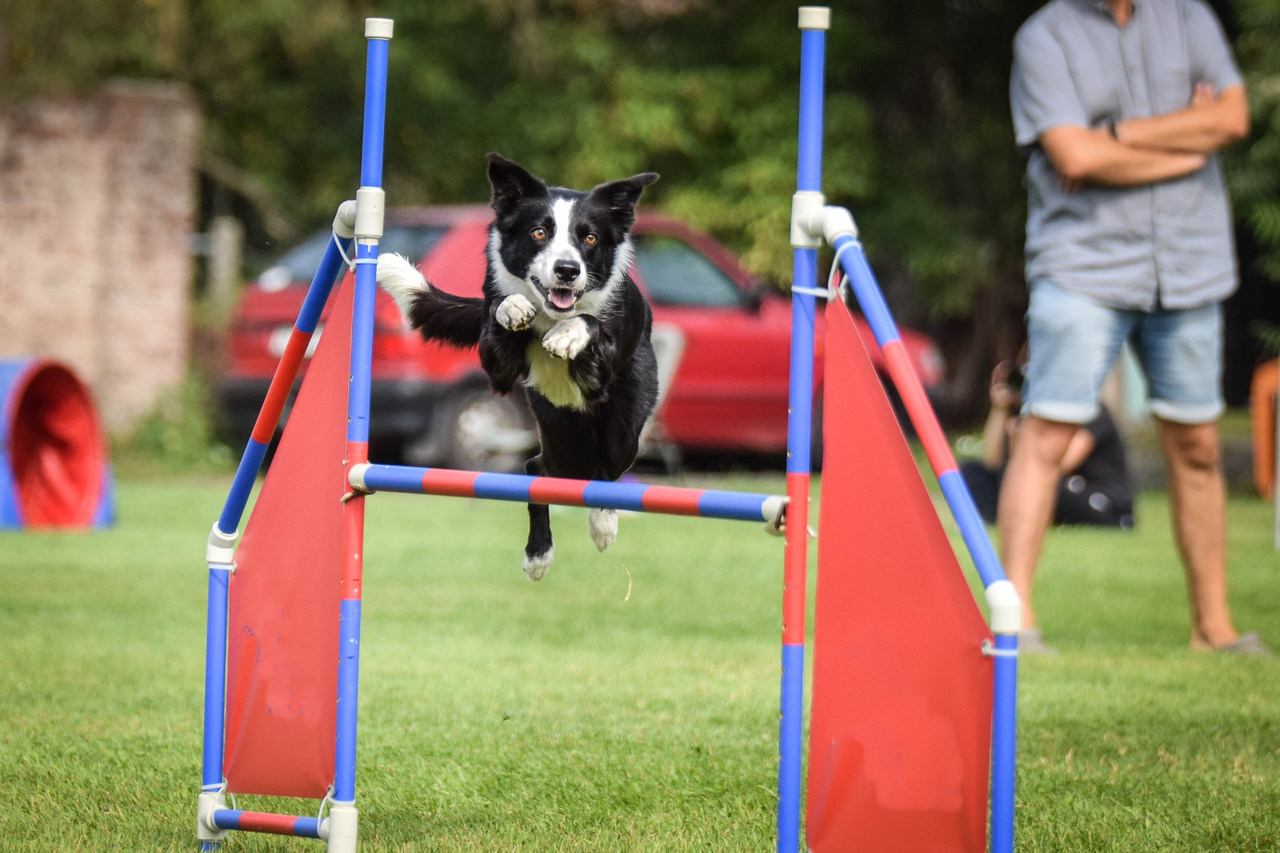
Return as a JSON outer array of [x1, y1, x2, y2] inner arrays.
[[376, 253, 430, 318]]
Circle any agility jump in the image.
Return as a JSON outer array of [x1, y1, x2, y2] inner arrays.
[[196, 9, 1019, 852]]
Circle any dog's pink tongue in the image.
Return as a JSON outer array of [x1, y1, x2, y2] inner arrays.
[[550, 289, 576, 310]]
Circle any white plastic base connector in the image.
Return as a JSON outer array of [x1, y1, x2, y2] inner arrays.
[[984, 579, 1023, 636], [197, 790, 228, 844], [324, 801, 359, 853]]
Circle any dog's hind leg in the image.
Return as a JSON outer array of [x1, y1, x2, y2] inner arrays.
[[523, 456, 555, 581], [587, 508, 618, 552], [584, 377, 655, 554]]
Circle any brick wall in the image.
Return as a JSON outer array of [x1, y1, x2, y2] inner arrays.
[[0, 81, 198, 433]]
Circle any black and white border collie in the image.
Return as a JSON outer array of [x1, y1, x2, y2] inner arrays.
[[377, 153, 660, 581]]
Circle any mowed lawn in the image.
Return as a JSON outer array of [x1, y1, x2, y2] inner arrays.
[[1, 473, 1278, 851]]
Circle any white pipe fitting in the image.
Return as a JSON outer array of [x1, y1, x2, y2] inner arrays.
[[818, 205, 857, 244], [354, 187, 385, 243], [984, 579, 1023, 636], [333, 200, 358, 240], [206, 523, 237, 564], [790, 191, 826, 249], [791, 197, 859, 250], [347, 463, 370, 493]]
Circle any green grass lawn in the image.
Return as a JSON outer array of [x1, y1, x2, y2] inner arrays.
[[1, 473, 1277, 851]]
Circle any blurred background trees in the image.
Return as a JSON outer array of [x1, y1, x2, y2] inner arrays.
[[1, 0, 1275, 421]]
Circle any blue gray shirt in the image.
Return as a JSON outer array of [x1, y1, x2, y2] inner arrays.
[[1010, 0, 1242, 310]]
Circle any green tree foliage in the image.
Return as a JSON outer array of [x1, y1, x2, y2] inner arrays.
[[3, 0, 1275, 411], [373, 1, 876, 284], [833, 0, 1044, 406], [1229, 0, 1280, 353]]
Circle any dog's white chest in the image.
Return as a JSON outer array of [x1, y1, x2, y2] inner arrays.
[[525, 343, 587, 411]]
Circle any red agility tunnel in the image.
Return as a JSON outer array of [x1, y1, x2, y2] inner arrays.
[[0, 358, 113, 530]]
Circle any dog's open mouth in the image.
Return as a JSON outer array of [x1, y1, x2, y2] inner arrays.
[[529, 275, 579, 312], [547, 287, 577, 311]]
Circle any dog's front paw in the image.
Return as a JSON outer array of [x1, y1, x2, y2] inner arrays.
[[497, 294, 537, 331], [543, 318, 591, 360], [588, 508, 618, 552]]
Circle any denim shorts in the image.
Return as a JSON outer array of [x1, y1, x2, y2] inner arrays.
[[1022, 279, 1224, 424]]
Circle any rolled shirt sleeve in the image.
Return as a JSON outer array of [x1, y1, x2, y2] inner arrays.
[[1011, 22, 1087, 152]]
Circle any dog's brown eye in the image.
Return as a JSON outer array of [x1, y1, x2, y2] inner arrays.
[[531, 227, 547, 241], [584, 233, 598, 246]]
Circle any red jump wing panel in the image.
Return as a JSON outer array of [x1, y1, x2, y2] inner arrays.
[[806, 297, 993, 853], [223, 281, 354, 798]]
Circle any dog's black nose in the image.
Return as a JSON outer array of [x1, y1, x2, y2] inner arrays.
[[553, 260, 580, 283]]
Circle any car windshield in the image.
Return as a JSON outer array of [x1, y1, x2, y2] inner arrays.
[[257, 225, 450, 289], [631, 235, 746, 309]]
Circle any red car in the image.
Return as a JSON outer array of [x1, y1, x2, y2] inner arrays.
[[220, 207, 944, 471]]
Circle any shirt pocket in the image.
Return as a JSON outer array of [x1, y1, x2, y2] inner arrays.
[[1144, 22, 1193, 114]]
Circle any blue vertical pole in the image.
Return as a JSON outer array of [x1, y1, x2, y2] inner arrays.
[[990, 634, 1018, 853], [200, 565, 230, 795], [778, 8, 830, 853]]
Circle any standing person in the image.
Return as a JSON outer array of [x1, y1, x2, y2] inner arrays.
[[1003, 0, 1270, 655]]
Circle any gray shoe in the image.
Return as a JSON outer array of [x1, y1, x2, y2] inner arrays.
[[1018, 628, 1059, 657], [1217, 632, 1274, 657]]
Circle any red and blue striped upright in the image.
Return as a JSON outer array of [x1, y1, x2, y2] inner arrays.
[[196, 19, 392, 853], [776, 9, 829, 852], [329, 17, 393, 851], [199, 201, 351, 853]]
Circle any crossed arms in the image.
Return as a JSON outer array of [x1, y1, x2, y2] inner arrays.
[[1040, 84, 1249, 188]]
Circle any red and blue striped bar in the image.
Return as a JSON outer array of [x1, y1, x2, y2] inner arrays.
[[349, 464, 789, 526], [211, 810, 323, 839]]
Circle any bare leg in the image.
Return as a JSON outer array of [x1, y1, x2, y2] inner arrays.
[[996, 416, 1078, 631], [1157, 419, 1238, 649]]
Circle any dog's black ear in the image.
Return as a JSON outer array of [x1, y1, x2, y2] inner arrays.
[[588, 172, 660, 231], [487, 153, 548, 219]]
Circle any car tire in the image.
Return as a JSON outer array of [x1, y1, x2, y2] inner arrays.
[[438, 385, 537, 473]]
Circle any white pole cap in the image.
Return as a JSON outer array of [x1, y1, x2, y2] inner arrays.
[[798, 7, 831, 31], [365, 18, 394, 40]]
